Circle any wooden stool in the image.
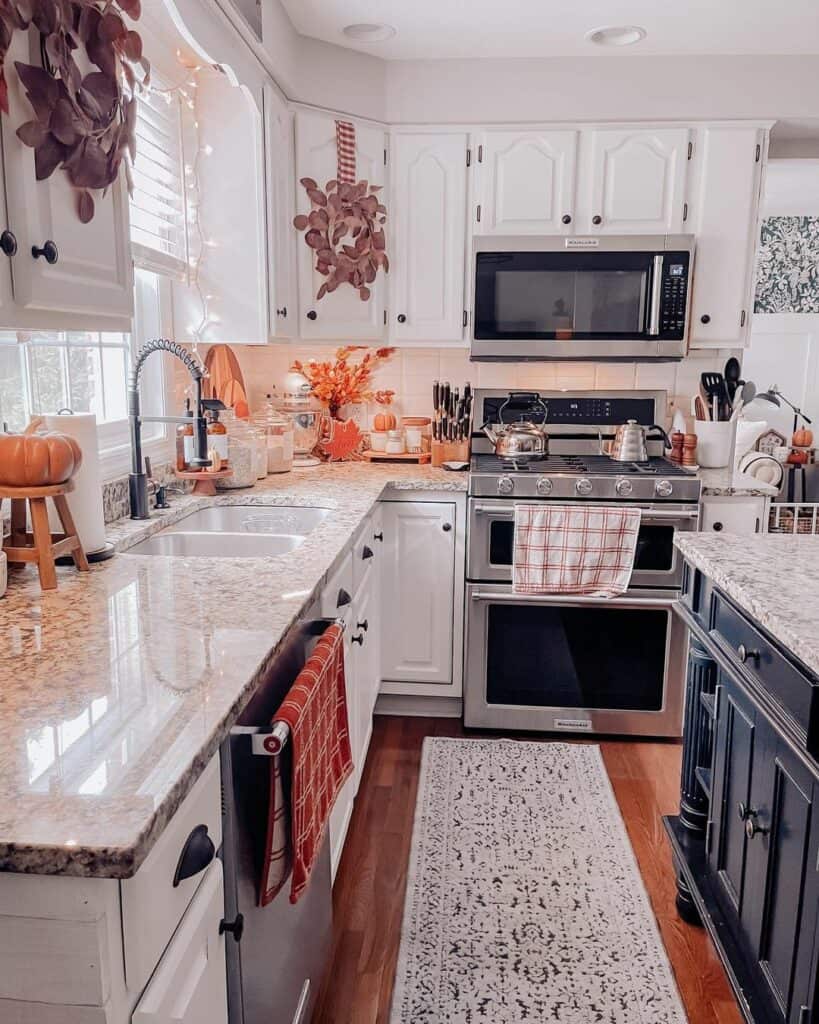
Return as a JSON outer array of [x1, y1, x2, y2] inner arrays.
[[1, 480, 90, 590]]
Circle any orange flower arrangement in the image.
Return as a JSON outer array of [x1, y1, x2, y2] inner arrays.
[[291, 346, 396, 419]]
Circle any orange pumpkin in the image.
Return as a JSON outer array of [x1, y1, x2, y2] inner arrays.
[[0, 430, 83, 487], [373, 412, 397, 432], [792, 428, 814, 448], [787, 449, 809, 465]]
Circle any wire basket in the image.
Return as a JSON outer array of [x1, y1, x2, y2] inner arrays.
[[768, 503, 819, 535]]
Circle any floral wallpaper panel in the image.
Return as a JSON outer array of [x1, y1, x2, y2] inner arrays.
[[755, 216, 819, 313]]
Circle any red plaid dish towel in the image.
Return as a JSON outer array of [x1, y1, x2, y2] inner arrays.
[[513, 504, 642, 598], [259, 623, 353, 906]]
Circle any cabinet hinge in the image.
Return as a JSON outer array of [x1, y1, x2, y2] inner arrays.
[[687, 141, 693, 160], [466, 148, 472, 167], [682, 202, 688, 222], [705, 820, 713, 854], [740, 309, 747, 327], [463, 309, 468, 328], [755, 143, 761, 163], [478, 144, 483, 163], [476, 204, 482, 223]]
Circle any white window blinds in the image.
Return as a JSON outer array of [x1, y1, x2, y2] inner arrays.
[[130, 77, 189, 279]]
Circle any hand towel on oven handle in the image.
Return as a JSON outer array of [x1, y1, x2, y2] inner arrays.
[[259, 623, 353, 906], [513, 504, 642, 598]]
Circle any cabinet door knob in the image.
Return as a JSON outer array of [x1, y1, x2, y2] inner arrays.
[[31, 240, 58, 264], [351, 632, 364, 646], [276, 306, 287, 318], [219, 913, 245, 943], [737, 643, 760, 665], [561, 214, 572, 225], [173, 824, 215, 887], [712, 521, 723, 532], [397, 314, 406, 323], [745, 815, 768, 839], [356, 619, 369, 632], [442, 522, 452, 532], [373, 531, 384, 542], [592, 215, 602, 226], [0, 229, 17, 257], [700, 314, 711, 324], [306, 310, 317, 321]]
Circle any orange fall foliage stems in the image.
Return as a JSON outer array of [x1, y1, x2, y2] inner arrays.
[[291, 346, 396, 418]]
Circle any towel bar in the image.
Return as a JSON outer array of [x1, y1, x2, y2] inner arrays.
[[235, 616, 345, 756]]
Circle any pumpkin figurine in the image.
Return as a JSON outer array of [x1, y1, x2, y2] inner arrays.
[[373, 411, 397, 432], [792, 427, 814, 448], [0, 421, 83, 488]]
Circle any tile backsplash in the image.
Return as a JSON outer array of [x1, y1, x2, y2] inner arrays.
[[182, 343, 739, 429]]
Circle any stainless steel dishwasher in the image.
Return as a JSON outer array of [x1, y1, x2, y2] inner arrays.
[[220, 612, 335, 1024]]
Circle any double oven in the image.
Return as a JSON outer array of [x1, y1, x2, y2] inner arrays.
[[463, 390, 701, 738]]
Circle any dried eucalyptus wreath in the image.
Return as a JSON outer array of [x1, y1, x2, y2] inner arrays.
[[0, 0, 149, 222], [293, 176, 388, 302]]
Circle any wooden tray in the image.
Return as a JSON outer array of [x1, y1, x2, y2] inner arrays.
[[175, 468, 233, 495], [363, 450, 431, 464]]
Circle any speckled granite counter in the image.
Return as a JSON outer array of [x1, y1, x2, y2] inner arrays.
[[697, 467, 780, 498], [675, 532, 819, 677], [0, 464, 465, 877]]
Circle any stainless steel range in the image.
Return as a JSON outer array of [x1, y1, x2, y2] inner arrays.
[[464, 389, 701, 738]]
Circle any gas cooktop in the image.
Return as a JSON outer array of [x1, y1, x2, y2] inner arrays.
[[469, 453, 701, 501]]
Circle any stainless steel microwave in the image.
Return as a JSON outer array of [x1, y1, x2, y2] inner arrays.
[[470, 234, 695, 362]]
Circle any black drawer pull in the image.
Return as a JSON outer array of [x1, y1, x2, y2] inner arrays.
[[357, 619, 369, 632], [336, 587, 351, 609], [32, 240, 58, 264], [306, 310, 317, 321], [0, 229, 17, 257], [745, 816, 768, 839], [361, 545, 374, 560], [373, 531, 384, 542], [173, 824, 215, 887], [219, 913, 245, 942], [561, 214, 572, 225], [737, 643, 760, 665], [592, 215, 602, 226], [351, 632, 364, 646], [442, 522, 452, 532], [276, 306, 287, 318]]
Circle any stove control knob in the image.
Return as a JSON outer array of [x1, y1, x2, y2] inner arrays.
[[575, 478, 593, 496], [615, 478, 633, 497], [655, 479, 674, 498], [497, 475, 515, 495], [536, 477, 553, 496]]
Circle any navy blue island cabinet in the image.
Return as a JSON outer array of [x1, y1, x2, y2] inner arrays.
[[665, 562, 819, 1024]]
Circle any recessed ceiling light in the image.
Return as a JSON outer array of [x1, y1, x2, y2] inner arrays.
[[342, 23, 396, 42], [585, 25, 647, 47]]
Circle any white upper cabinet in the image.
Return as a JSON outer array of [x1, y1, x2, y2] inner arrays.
[[295, 110, 387, 340], [391, 132, 468, 342], [0, 29, 133, 329], [477, 130, 578, 235], [584, 128, 691, 235], [688, 127, 763, 349], [264, 85, 296, 339]]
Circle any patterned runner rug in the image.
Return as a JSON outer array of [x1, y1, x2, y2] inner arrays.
[[390, 737, 687, 1024]]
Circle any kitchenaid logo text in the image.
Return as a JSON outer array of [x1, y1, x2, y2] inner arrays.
[[565, 238, 600, 248]]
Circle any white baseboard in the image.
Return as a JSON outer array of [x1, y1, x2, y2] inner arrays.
[[374, 694, 463, 718]]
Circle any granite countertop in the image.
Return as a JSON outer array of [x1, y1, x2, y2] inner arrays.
[[696, 467, 780, 498], [0, 463, 465, 878], [675, 532, 819, 677]]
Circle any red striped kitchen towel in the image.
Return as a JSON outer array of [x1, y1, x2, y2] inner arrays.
[[259, 623, 353, 906], [513, 504, 642, 598], [335, 120, 356, 183]]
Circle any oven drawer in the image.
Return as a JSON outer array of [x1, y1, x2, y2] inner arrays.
[[711, 590, 819, 754], [467, 499, 697, 587]]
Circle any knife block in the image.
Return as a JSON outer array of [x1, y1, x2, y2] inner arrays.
[[431, 440, 470, 467]]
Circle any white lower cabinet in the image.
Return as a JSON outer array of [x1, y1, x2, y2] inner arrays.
[[380, 500, 456, 685], [131, 861, 227, 1024], [700, 495, 767, 535]]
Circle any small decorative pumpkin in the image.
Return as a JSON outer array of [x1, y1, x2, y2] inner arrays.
[[787, 448, 809, 465], [373, 412, 396, 432], [0, 423, 82, 488], [792, 428, 814, 448]]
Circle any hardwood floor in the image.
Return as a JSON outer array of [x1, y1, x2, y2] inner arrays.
[[313, 716, 742, 1024]]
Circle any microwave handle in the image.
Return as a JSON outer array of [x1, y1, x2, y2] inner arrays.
[[647, 254, 664, 336]]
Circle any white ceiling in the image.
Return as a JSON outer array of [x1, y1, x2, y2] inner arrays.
[[280, 0, 819, 60]]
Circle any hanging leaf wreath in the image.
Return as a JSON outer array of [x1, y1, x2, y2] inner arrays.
[[293, 177, 388, 303], [0, 0, 150, 222]]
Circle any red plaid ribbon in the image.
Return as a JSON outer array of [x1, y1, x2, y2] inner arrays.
[[513, 504, 642, 598], [335, 120, 356, 184], [259, 623, 353, 905]]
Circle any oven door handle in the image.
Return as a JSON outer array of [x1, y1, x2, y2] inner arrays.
[[470, 590, 676, 608], [472, 504, 699, 522], [473, 504, 515, 517]]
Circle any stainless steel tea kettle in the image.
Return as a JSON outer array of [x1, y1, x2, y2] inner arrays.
[[481, 392, 549, 461], [601, 419, 670, 463]]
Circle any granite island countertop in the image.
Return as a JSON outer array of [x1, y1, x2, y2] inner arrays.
[[0, 463, 465, 878], [675, 532, 819, 677]]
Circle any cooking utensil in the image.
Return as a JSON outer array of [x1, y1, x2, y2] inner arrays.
[[602, 420, 671, 463], [730, 380, 757, 421], [724, 357, 741, 404], [701, 372, 726, 422], [481, 392, 549, 461], [692, 395, 709, 421]]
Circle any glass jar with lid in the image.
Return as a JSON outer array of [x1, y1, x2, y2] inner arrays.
[[254, 396, 294, 474], [278, 371, 323, 469]]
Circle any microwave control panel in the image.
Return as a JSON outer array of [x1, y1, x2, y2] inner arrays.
[[659, 255, 690, 336]]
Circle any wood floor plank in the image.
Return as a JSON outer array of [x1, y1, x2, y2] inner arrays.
[[312, 717, 742, 1024]]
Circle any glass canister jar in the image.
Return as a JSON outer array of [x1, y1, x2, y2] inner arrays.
[[254, 406, 294, 474], [216, 412, 257, 489]]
